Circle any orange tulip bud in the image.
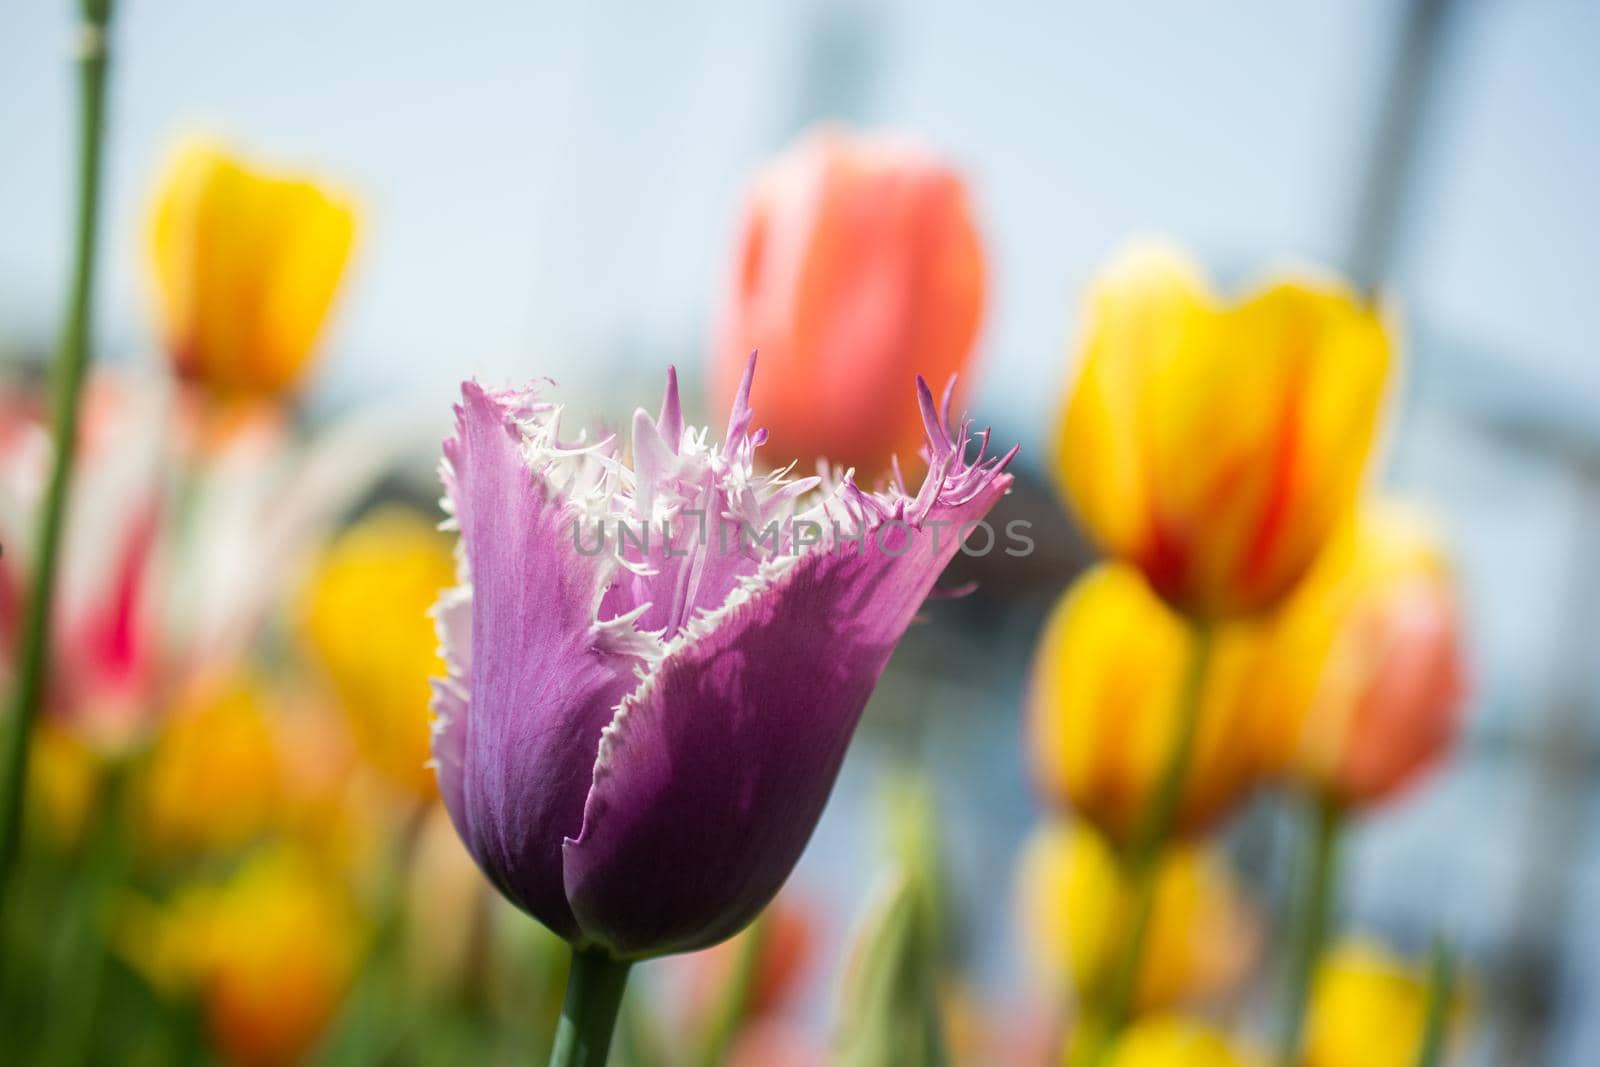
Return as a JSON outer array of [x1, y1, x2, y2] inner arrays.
[[147, 139, 357, 404], [1250, 503, 1465, 809], [1026, 564, 1263, 845], [1053, 242, 1391, 618], [713, 126, 985, 479]]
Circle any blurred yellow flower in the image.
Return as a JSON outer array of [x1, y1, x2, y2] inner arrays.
[[27, 722, 101, 847], [148, 139, 357, 404], [1027, 564, 1263, 845], [301, 508, 453, 800], [1104, 1016, 1262, 1067], [1249, 502, 1465, 809], [124, 844, 362, 1067], [140, 675, 281, 855], [1017, 821, 1257, 1014], [1053, 241, 1391, 619], [1303, 941, 1439, 1067]]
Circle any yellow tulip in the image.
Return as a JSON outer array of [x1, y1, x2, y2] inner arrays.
[[148, 139, 357, 403], [124, 844, 362, 1067], [1053, 241, 1391, 619], [1027, 564, 1263, 845], [1017, 821, 1256, 1015], [1303, 941, 1440, 1067], [1104, 1016, 1262, 1067], [300, 508, 454, 800], [140, 675, 282, 855], [1249, 503, 1465, 809], [27, 722, 101, 847]]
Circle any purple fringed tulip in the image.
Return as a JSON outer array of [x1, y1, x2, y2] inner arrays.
[[430, 356, 1014, 960]]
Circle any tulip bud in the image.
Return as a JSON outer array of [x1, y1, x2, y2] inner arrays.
[[147, 139, 357, 405], [301, 508, 453, 801], [834, 871, 947, 1067], [1304, 941, 1453, 1067], [1249, 503, 1465, 809], [713, 126, 985, 479], [1053, 241, 1391, 618], [1016, 821, 1257, 1014], [139, 675, 281, 855], [1026, 564, 1263, 845], [1104, 1016, 1263, 1067]]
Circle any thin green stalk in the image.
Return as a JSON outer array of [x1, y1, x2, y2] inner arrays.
[[549, 947, 631, 1067], [1414, 937, 1455, 1067], [1077, 621, 1214, 1067], [694, 912, 767, 1067], [0, 0, 117, 899], [1276, 793, 1343, 1067], [40, 758, 132, 1067]]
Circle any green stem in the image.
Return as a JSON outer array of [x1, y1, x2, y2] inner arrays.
[[0, 0, 117, 901], [1414, 937, 1454, 1067], [1078, 621, 1214, 1067], [1276, 793, 1343, 1067], [694, 913, 768, 1067], [548, 947, 631, 1067]]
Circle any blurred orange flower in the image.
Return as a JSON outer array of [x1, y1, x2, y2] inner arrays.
[[679, 896, 816, 1039], [713, 125, 985, 478], [139, 675, 282, 855], [1053, 241, 1391, 618], [1027, 564, 1263, 845], [1250, 502, 1465, 809], [123, 844, 362, 1067], [300, 507, 453, 801], [147, 139, 357, 404], [1017, 821, 1258, 1015]]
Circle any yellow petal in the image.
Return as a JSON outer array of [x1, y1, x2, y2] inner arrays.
[[147, 138, 357, 403], [299, 507, 454, 800], [1017, 822, 1256, 1014], [1304, 941, 1437, 1067], [1056, 241, 1213, 563], [1026, 564, 1264, 845], [1105, 1016, 1263, 1067]]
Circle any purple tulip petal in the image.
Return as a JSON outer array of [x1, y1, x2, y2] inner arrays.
[[560, 379, 1014, 956], [433, 382, 646, 939]]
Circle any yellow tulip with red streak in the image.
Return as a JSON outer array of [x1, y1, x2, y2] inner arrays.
[[1027, 564, 1263, 845], [148, 139, 357, 404], [1054, 242, 1391, 619], [1250, 502, 1465, 809]]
